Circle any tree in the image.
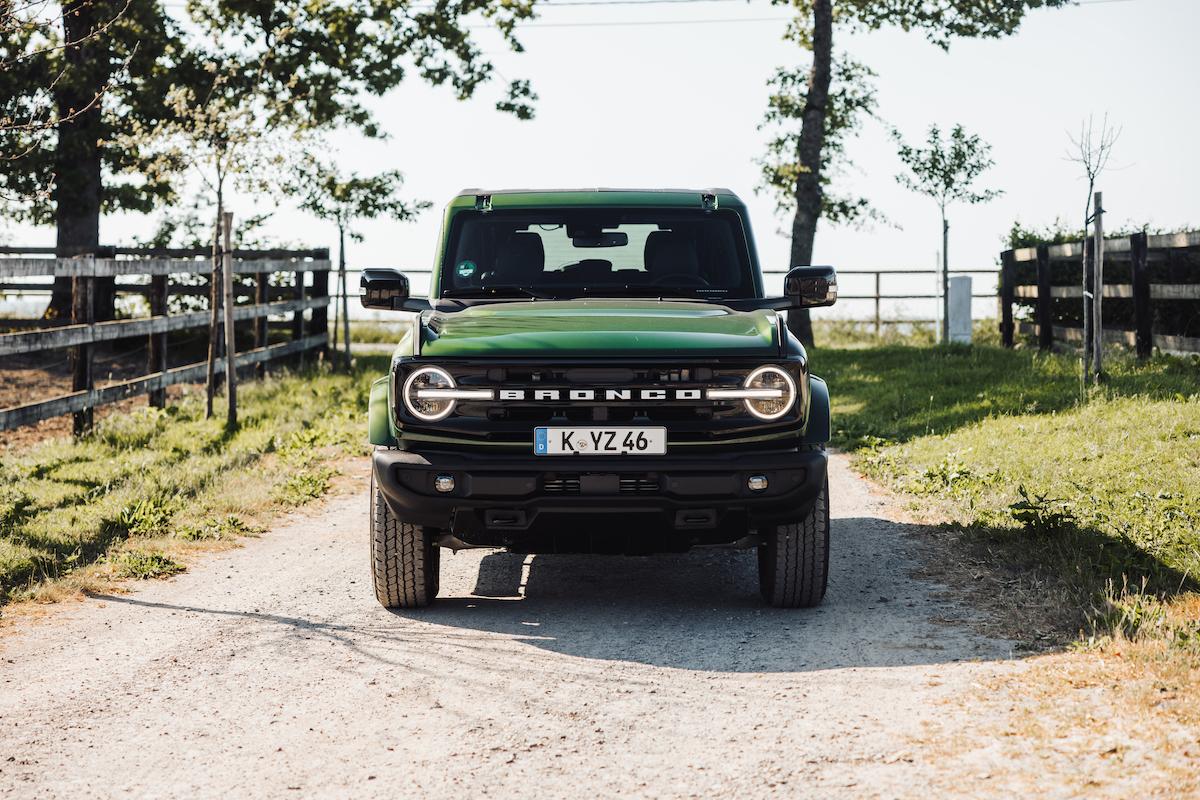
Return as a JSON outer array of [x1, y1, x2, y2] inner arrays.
[[767, 0, 1067, 346], [758, 53, 879, 230], [1, 0, 537, 320], [2, 0, 181, 321], [292, 161, 432, 366], [1065, 113, 1120, 377], [892, 123, 1001, 343]]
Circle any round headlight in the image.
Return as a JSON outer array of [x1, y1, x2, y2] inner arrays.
[[743, 365, 796, 420], [403, 366, 457, 421]]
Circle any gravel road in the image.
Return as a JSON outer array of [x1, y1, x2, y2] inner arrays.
[[1, 454, 1022, 799]]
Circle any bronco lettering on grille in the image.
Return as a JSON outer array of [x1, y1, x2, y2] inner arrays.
[[495, 388, 706, 401]]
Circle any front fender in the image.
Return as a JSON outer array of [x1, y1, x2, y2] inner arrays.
[[368, 376, 398, 447], [800, 375, 830, 445]]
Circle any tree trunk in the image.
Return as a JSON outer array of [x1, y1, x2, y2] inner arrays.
[[785, 0, 833, 348], [46, 1, 115, 322], [941, 214, 950, 343]]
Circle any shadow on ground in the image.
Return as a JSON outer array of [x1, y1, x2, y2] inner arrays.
[[389, 515, 1015, 673]]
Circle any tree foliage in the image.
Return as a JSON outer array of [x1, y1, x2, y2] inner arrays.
[[1, 0, 537, 217], [0, 1, 181, 219], [292, 161, 431, 243], [758, 53, 878, 227], [892, 123, 1001, 215]]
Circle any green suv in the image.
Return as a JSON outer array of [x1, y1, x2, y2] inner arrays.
[[361, 189, 836, 609]]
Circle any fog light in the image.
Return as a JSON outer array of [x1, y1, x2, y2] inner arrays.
[[747, 474, 769, 492], [434, 474, 456, 493]]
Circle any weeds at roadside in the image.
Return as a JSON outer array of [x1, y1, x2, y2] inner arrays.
[[0, 356, 385, 606], [112, 550, 185, 580]]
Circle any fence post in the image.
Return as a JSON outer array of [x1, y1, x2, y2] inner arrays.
[[205, 218, 223, 418], [71, 256, 96, 435], [1083, 237, 1095, 374], [255, 267, 268, 378], [1092, 192, 1105, 382], [1130, 231, 1151, 359], [1035, 244, 1052, 351], [147, 272, 168, 408], [310, 261, 330, 355], [873, 272, 881, 338], [999, 250, 1015, 347], [221, 212, 237, 428], [293, 268, 305, 368]]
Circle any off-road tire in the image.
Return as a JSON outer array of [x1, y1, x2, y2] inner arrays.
[[370, 470, 440, 608], [757, 477, 830, 608]]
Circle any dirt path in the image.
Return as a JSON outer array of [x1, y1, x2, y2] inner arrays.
[[1, 454, 1027, 798]]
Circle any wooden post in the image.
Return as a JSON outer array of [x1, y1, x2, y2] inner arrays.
[[147, 273, 168, 407], [222, 212, 237, 428], [1082, 236, 1095, 375], [205, 217, 222, 418], [254, 267, 268, 378], [1035, 244, 1053, 351], [310, 264, 330, 354], [70, 256, 95, 435], [1130, 231, 1151, 360], [873, 271, 881, 338], [1092, 192, 1104, 382], [293, 269, 305, 368], [340, 231, 351, 368], [999, 250, 1015, 347]]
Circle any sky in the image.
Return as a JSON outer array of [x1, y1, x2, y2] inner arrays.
[[7, 0, 1199, 316]]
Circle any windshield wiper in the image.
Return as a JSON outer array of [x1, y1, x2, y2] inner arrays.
[[442, 285, 554, 300]]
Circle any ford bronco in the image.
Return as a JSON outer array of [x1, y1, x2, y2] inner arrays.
[[361, 189, 836, 609]]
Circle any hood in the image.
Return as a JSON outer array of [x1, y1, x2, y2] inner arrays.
[[418, 300, 780, 358]]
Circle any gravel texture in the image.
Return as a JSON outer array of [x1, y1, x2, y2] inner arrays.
[[0, 454, 1021, 798]]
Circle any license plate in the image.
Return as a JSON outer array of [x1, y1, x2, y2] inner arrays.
[[534, 427, 667, 456]]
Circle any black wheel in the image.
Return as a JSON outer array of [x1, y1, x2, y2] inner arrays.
[[370, 469, 440, 608], [757, 477, 830, 608]]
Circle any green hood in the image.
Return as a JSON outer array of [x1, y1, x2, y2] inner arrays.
[[419, 300, 780, 358]]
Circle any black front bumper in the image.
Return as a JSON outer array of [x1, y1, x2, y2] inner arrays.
[[372, 446, 827, 552]]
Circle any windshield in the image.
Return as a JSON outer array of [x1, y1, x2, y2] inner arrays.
[[442, 208, 756, 300]]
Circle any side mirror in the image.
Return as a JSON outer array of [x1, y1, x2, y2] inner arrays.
[[785, 266, 838, 309], [360, 268, 412, 310]]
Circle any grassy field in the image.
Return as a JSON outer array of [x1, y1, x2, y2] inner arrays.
[[0, 356, 390, 606], [813, 331, 1200, 650]]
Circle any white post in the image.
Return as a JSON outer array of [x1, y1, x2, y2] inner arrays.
[[947, 276, 972, 344]]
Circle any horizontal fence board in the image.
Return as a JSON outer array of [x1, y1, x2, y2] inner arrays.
[[0, 246, 328, 259], [0, 257, 331, 279], [1017, 322, 1200, 355], [0, 297, 328, 356], [1012, 283, 1200, 300], [0, 335, 327, 430]]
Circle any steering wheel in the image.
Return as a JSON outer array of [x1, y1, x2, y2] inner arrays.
[[650, 272, 710, 287]]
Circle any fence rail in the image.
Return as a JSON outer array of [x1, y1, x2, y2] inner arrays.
[[999, 230, 1200, 357], [1, 248, 331, 433]]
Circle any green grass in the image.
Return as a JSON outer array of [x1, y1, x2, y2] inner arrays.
[[814, 336, 1200, 638], [0, 356, 390, 604], [346, 321, 406, 344]]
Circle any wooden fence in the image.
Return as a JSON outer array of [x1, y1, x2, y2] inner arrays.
[[0, 246, 331, 433], [998, 231, 1200, 357], [356, 267, 999, 334]]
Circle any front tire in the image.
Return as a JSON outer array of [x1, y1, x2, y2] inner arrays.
[[370, 470, 440, 608], [757, 477, 829, 608]]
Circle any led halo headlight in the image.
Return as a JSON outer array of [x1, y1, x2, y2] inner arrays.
[[742, 365, 797, 421], [402, 366, 457, 422]]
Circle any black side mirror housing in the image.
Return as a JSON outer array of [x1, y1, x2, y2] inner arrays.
[[785, 266, 838, 309], [360, 268, 421, 310]]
